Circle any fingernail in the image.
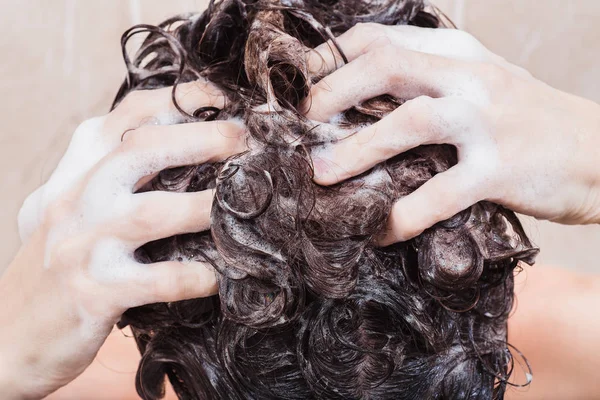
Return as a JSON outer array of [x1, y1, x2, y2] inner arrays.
[[311, 156, 329, 180]]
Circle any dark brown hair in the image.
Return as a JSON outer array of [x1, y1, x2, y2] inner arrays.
[[114, 1, 539, 398]]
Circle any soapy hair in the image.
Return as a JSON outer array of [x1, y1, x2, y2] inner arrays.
[[113, 0, 539, 399]]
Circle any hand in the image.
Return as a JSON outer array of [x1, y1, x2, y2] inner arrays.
[[304, 23, 600, 244], [0, 82, 239, 399]]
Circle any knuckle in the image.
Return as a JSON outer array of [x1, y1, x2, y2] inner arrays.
[[108, 89, 150, 126], [450, 29, 482, 51], [353, 22, 391, 48], [407, 95, 435, 110], [441, 98, 477, 128], [50, 236, 83, 268], [510, 64, 534, 80], [404, 95, 435, 119], [400, 96, 438, 136], [218, 120, 244, 137], [473, 62, 510, 92], [355, 22, 383, 38], [117, 89, 147, 111], [216, 122, 248, 152], [72, 117, 104, 141], [119, 125, 155, 152], [44, 198, 74, 227], [18, 187, 44, 239], [64, 268, 92, 298]]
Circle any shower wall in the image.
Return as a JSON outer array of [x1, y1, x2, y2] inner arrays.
[[1, 0, 598, 272]]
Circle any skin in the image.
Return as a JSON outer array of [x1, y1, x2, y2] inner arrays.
[[506, 266, 600, 399], [46, 266, 600, 400], [0, 81, 248, 399], [1, 24, 600, 399], [303, 23, 600, 243]]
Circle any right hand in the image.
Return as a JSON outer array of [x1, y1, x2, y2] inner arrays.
[[303, 23, 600, 244], [0, 82, 243, 399]]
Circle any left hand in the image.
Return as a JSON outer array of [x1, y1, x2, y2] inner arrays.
[[1, 81, 233, 399]]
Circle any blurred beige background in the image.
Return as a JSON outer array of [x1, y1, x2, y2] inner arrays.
[[0, 0, 599, 273]]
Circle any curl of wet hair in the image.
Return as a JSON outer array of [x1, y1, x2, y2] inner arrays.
[[114, 1, 538, 399]]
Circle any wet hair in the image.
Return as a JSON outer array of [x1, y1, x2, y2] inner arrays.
[[113, 1, 539, 399]]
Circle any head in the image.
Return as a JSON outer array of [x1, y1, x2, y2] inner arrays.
[[114, 0, 538, 399]]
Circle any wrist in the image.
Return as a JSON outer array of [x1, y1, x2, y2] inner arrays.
[[0, 349, 42, 400], [0, 244, 78, 400], [581, 101, 600, 224], [562, 95, 600, 225], [0, 361, 19, 400], [0, 281, 46, 400]]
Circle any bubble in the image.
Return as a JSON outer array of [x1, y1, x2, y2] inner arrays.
[[41, 116, 110, 208], [88, 237, 136, 282], [216, 165, 273, 219], [18, 185, 45, 243]]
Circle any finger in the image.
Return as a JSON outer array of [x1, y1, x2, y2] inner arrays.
[[385, 26, 497, 64], [305, 45, 467, 121], [307, 23, 529, 81], [106, 80, 225, 134], [111, 190, 213, 246], [377, 163, 486, 245], [308, 24, 493, 75], [66, 82, 226, 190], [97, 120, 247, 189], [306, 23, 389, 76], [131, 260, 218, 305], [312, 96, 477, 185], [387, 26, 532, 78]]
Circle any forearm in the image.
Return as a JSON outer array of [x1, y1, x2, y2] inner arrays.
[[0, 320, 47, 400], [0, 259, 34, 399], [0, 82, 223, 400], [0, 311, 108, 400], [0, 361, 51, 400], [0, 359, 23, 400], [0, 245, 109, 400]]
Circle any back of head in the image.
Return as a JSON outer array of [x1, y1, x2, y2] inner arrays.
[[114, 1, 538, 398]]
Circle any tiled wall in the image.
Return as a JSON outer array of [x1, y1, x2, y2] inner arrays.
[[1, 0, 598, 273]]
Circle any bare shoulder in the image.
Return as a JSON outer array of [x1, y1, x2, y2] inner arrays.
[[507, 265, 600, 400], [47, 267, 600, 399], [47, 327, 141, 400], [47, 326, 180, 399]]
